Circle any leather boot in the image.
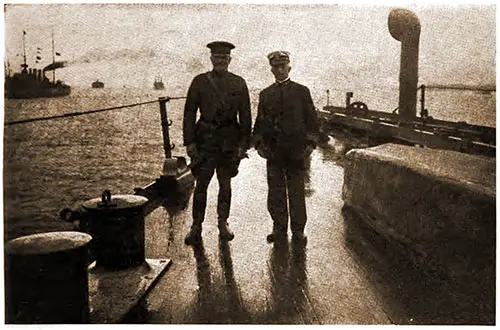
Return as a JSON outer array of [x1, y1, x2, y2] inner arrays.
[[292, 231, 307, 244], [184, 224, 202, 245], [266, 231, 287, 243], [218, 221, 235, 241]]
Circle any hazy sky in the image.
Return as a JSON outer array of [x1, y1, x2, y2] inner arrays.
[[3, 3, 496, 92]]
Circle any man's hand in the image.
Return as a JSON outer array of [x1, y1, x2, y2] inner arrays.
[[186, 143, 199, 160], [251, 135, 262, 149], [237, 147, 248, 160], [304, 143, 315, 158]]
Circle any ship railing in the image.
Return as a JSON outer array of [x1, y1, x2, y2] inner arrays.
[[4, 95, 195, 324], [5, 96, 186, 159], [320, 85, 495, 157]]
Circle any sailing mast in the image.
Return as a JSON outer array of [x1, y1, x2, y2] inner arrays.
[[21, 30, 28, 73], [51, 30, 55, 83]]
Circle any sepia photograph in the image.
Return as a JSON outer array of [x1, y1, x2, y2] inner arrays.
[[2, 1, 496, 325]]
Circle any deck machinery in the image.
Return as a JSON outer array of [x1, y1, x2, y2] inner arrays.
[[319, 86, 495, 157], [319, 8, 495, 158]]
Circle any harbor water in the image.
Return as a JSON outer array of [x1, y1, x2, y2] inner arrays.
[[3, 86, 495, 241]]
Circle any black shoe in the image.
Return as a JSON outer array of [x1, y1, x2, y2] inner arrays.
[[218, 221, 235, 241], [292, 232, 307, 243], [266, 232, 287, 243], [184, 225, 202, 245]]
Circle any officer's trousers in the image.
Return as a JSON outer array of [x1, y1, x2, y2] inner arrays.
[[192, 157, 234, 226], [266, 158, 307, 234]]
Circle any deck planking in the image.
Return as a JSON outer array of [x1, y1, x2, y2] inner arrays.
[[136, 145, 491, 325], [141, 148, 390, 324]]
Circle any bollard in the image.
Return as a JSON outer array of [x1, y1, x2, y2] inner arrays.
[[5, 231, 92, 324], [82, 191, 148, 270]]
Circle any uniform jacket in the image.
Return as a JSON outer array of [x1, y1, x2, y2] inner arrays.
[[183, 71, 252, 152], [253, 79, 319, 160]]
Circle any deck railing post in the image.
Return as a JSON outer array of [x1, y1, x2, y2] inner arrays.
[[346, 92, 353, 108], [159, 97, 172, 159], [420, 84, 426, 117]]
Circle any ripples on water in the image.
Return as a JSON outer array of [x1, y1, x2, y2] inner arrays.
[[4, 88, 180, 240], [3, 86, 496, 240]]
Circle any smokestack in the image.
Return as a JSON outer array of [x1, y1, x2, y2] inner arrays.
[[388, 8, 421, 126]]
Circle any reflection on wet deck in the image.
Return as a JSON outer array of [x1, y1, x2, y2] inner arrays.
[[138, 145, 493, 325]]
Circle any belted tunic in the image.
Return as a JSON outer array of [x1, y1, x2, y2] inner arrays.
[[183, 70, 251, 224], [183, 70, 251, 151]]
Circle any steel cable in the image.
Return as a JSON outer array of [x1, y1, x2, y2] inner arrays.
[[5, 96, 186, 126]]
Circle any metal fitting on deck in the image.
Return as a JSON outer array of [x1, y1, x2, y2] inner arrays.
[[5, 231, 92, 323], [81, 191, 149, 270], [346, 92, 353, 108]]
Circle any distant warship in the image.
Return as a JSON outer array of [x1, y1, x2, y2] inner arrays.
[[5, 31, 70, 99], [92, 79, 104, 88]]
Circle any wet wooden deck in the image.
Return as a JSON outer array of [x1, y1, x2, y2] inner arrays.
[[135, 145, 493, 325]]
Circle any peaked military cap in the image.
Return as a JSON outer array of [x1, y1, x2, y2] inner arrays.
[[207, 41, 235, 54], [267, 51, 290, 65]]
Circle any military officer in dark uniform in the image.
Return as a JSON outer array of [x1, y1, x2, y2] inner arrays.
[[253, 51, 319, 243], [183, 41, 252, 245]]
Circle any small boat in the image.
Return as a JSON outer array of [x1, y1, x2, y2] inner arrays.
[[92, 80, 104, 88], [154, 76, 165, 90]]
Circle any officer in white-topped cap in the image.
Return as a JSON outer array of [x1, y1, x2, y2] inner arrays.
[[252, 50, 319, 244], [183, 41, 252, 246]]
